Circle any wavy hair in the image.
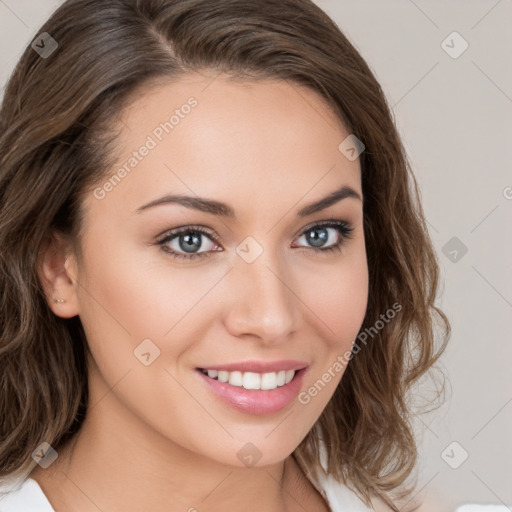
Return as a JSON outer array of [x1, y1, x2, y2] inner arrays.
[[0, 0, 450, 509]]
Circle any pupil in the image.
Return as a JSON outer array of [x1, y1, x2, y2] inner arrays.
[[180, 232, 201, 253], [307, 228, 327, 247]]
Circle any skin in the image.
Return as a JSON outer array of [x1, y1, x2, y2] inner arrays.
[[33, 72, 369, 512]]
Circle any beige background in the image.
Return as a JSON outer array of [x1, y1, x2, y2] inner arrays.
[[1, 1, 511, 511]]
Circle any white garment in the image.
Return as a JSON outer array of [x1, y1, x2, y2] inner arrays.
[[299, 436, 374, 511], [0, 478, 54, 512]]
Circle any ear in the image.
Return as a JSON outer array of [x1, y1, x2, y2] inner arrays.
[[37, 231, 81, 318]]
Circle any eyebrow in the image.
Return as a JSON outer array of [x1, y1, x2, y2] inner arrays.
[[134, 185, 362, 217]]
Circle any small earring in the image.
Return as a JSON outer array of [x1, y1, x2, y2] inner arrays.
[[53, 298, 65, 303]]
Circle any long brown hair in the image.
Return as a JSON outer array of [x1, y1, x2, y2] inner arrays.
[[0, 0, 450, 509]]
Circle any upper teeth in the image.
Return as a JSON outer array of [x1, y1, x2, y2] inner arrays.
[[201, 369, 296, 390]]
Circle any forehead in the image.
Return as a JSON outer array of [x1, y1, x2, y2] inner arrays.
[[84, 72, 362, 222]]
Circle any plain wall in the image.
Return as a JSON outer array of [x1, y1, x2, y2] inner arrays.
[[1, 1, 511, 511]]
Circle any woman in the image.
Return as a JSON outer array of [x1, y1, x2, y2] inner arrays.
[[0, 0, 450, 510]]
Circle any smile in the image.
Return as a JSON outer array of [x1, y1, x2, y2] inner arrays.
[[198, 368, 296, 391], [195, 367, 308, 415]]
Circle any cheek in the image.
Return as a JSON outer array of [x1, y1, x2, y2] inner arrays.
[[295, 248, 368, 411], [73, 236, 219, 447], [300, 249, 369, 348], [74, 231, 224, 371]]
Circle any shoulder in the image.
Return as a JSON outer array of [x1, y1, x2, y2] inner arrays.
[[0, 476, 55, 511]]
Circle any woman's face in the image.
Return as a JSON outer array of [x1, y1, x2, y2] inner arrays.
[[62, 72, 368, 467]]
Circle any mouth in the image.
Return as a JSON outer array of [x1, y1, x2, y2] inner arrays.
[[197, 367, 300, 391], [195, 366, 308, 415]]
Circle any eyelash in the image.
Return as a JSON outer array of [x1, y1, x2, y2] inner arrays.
[[156, 218, 354, 261]]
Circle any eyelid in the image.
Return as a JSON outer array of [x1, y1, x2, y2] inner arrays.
[[293, 216, 349, 238], [156, 224, 219, 243], [291, 218, 354, 250]]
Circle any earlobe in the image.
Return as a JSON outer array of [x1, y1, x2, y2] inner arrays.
[[36, 232, 80, 319]]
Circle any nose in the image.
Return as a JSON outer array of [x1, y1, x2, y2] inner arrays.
[[223, 250, 302, 345]]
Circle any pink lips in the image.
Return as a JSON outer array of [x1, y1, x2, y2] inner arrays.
[[197, 360, 308, 373], [195, 362, 308, 415]]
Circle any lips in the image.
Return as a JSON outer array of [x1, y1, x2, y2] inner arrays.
[[196, 365, 308, 415], [196, 360, 308, 373]]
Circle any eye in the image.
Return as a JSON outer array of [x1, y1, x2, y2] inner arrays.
[[292, 219, 354, 254], [157, 219, 354, 261], [157, 226, 220, 260]]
